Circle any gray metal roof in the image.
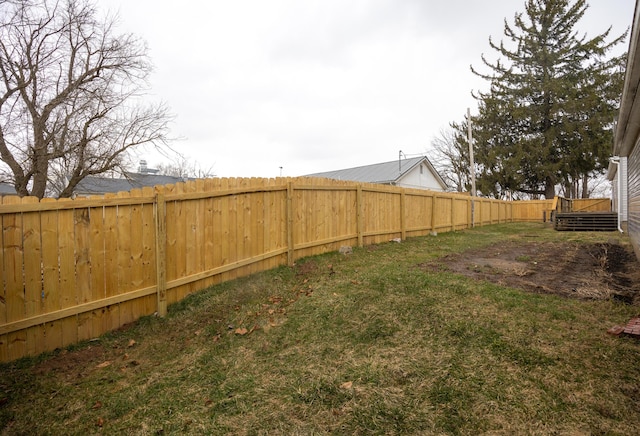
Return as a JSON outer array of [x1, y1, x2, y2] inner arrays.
[[306, 156, 444, 186], [0, 182, 16, 196], [74, 172, 190, 195]]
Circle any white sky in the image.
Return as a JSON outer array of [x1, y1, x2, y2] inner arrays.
[[98, 0, 635, 178]]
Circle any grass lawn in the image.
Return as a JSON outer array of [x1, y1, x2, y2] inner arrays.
[[2, 223, 640, 435]]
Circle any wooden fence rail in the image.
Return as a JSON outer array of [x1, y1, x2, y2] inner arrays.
[[0, 176, 568, 362]]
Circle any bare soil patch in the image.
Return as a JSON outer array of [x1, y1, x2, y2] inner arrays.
[[424, 239, 640, 303]]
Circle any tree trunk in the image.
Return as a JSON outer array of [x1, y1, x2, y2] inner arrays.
[[544, 177, 556, 200], [581, 174, 589, 198]]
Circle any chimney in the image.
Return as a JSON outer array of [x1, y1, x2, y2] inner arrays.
[[138, 160, 148, 174]]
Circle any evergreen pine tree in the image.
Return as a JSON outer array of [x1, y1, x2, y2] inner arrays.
[[470, 0, 626, 199]]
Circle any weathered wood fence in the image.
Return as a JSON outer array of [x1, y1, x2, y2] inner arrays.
[[0, 177, 574, 362]]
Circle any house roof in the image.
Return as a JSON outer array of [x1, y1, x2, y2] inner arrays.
[[74, 172, 190, 195], [613, 0, 640, 159], [0, 182, 16, 196], [306, 156, 447, 188]]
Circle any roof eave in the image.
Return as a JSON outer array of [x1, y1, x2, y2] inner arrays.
[[614, 0, 640, 157]]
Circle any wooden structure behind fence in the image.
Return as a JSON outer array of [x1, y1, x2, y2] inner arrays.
[[0, 177, 589, 362]]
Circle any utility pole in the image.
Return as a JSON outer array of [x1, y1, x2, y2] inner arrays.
[[467, 108, 477, 226]]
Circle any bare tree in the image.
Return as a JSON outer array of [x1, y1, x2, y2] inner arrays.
[[0, 0, 172, 198], [155, 155, 215, 179], [430, 124, 470, 193]]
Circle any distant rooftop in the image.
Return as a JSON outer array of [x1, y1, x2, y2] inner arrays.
[[0, 182, 16, 196], [74, 172, 191, 196], [306, 156, 443, 186]]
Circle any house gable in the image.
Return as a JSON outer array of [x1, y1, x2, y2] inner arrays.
[[306, 156, 448, 191]]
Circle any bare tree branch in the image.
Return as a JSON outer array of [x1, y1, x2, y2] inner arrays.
[[0, 0, 173, 198]]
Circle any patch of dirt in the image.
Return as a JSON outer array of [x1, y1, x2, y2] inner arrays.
[[31, 344, 106, 378], [422, 240, 640, 303]]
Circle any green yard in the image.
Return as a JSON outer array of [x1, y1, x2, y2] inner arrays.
[[2, 223, 639, 435]]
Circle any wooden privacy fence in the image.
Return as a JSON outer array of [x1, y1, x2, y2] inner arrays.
[[0, 176, 571, 362], [552, 196, 612, 214]]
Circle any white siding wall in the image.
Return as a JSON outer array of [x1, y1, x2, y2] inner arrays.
[[397, 163, 445, 191], [612, 157, 629, 225], [628, 145, 640, 255]]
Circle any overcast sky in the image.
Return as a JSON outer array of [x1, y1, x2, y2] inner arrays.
[[99, 0, 635, 178]]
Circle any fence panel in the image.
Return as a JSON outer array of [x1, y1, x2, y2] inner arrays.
[[453, 196, 470, 230], [362, 187, 402, 244], [405, 190, 435, 236], [571, 198, 611, 212], [433, 195, 453, 231], [512, 200, 554, 222]]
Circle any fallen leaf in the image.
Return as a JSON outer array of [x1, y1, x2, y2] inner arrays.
[[340, 381, 353, 390], [92, 401, 103, 410], [128, 339, 136, 347], [95, 361, 111, 369], [235, 327, 248, 335], [96, 417, 104, 427]]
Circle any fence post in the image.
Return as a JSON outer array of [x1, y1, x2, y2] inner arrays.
[[155, 193, 167, 317], [451, 196, 456, 231], [287, 181, 294, 266], [400, 191, 406, 240], [431, 194, 437, 232], [490, 200, 494, 224], [357, 185, 364, 247]]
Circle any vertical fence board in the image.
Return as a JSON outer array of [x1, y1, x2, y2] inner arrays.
[[218, 179, 231, 281], [207, 179, 222, 285], [230, 179, 241, 279], [57, 202, 77, 348], [89, 197, 106, 337], [194, 180, 206, 289], [74, 207, 92, 342], [175, 183, 190, 302], [140, 187, 156, 316], [203, 180, 216, 289], [253, 179, 265, 274], [163, 185, 177, 305], [116, 192, 134, 326], [3, 196, 25, 360], [238, 179, 249, 276], [21, 197, 43, 356], [103, 194, 120, 331], [184, 182, 197, 296], [129, 189, 147, 320], [263, 180, 274, 269], [40, 199, 62, 353], [155, 191, 167, 316]]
